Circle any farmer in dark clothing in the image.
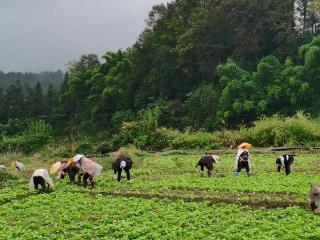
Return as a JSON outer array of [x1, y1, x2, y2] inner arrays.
[[196, 155, 220, 177], [276, 154, 295, 175], [112, 155, 133, 182], [55, 160, 83, 185], [66, 160, 83, 185]]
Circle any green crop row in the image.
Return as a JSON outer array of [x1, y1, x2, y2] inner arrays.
[[0, 191, 320, 239], [1, 152, 320, 239]]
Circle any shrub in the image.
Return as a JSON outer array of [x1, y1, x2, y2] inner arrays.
[[247, 112, 320, 147], [75, 137, 95, 155], [111, 110, 134, 131], [247, 115, 286, 146], [97, 141, 113, 154], [283, 112, 320, 146], [0, 120, 53, 154], [73, 120, 98, 136], [111, 105, 169, 150], [0, 171, 17, 183], [0, 119, 26, 136], [216, 129, 248, 148], [158, 128, 221, 150]]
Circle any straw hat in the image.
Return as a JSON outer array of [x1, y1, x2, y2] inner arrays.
[[212, 155, 220, 163], [237, 142, 252, 149], [50, 162, 62, 174]]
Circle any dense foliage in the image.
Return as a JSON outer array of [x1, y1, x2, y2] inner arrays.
[[3, 0, 320, 149]]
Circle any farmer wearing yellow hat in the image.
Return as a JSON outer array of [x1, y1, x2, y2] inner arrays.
[[50, 159, 82, 185], [234, 143, 253, 177], [66, 158, 83, 185]]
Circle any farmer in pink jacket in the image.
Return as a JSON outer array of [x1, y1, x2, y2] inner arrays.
[[72, 154, 103, 189]]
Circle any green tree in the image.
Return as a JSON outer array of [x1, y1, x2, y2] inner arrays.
[[0, 85, 5, 123], [184, 84, 218, 129], [216, 59, 258, 127], [46, 83, 58, 115], [26, 82, 45, 117], [5, 80, 25, 119]]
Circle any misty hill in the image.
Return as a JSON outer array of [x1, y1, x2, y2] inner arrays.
[[0, 70, 64, 92]]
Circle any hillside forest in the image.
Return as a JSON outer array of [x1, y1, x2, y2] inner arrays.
[[2, 0, 320, 152]]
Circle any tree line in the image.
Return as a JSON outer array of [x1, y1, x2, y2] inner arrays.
[[0, 71, 63, 92], [2, 0, 320, 136]]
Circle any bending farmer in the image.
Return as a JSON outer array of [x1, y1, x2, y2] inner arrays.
[[29, 169, 53, 192], [73, 154, 103, 189]]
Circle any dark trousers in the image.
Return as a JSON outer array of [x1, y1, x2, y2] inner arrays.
[[83, 173, 94, 189], [114, 169, 130, 182], [277, 160, 293, 175], [199, 164, 213, 171], [68, 168, 82, 184], [33, 176, 46, 191], [310, 202, 318, 210], [237, 161, 250, 172], [285, 164, 292, 175]]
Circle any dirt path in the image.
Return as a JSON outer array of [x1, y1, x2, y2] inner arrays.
[[80, 189, 308, 209], [0, 188, 308, 210]]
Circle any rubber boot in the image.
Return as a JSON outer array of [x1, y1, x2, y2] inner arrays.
[[200, 171, 204, 177], [90, 179, 95, 189], [234, 172, 239, 177], [83, 178, 87, 188], [114, 173, 118, 180], [247, 172, 253, 177], [208, 170, 213, 177]]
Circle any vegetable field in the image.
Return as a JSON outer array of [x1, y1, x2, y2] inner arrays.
[[1, 151, 320, 239]]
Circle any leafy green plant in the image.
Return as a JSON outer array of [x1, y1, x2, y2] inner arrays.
[[75, 137, 95, 155], [0, 120, 53, 154]]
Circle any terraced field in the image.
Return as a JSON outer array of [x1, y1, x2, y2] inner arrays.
[[1, 151, 320, 239]]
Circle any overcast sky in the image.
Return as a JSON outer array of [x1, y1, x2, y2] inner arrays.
[[0, 0, 171, 73]]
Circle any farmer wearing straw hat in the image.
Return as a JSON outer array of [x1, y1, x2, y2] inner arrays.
[[29, 169, 53, 192], [12, 161, 25, 172], [56, 161, 68, 180], [234, 143, 253, 177], [52, 161, 70, 180], [196, 154, 220, 177], [72, 154, 103, 189], [51, 159, 83, 185], [112, 151, 133, 182]]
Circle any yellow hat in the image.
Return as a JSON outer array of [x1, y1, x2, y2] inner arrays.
[[67, 159, 74, 167]]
